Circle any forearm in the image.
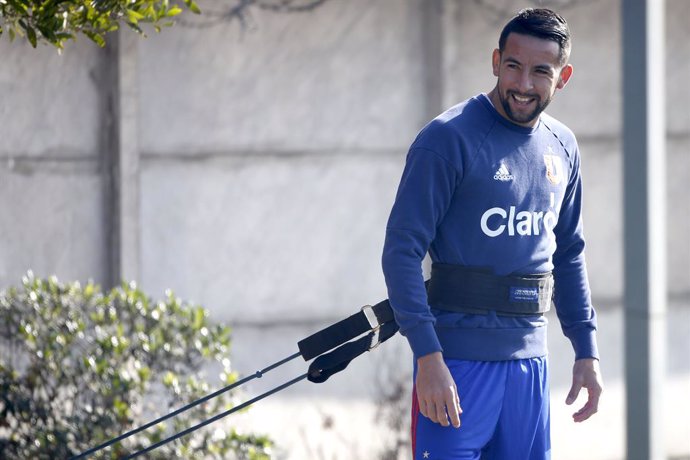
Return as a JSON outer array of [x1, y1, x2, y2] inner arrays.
[[382, 229, 441, 358]]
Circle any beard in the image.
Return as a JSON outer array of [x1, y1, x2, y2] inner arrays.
[[498, 88, 553, 125]]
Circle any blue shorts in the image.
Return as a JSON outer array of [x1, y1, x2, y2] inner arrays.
[[411, 357, 550, 460]]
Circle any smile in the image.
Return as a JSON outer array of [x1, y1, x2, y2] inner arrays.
[[511, 93, 535, 105]]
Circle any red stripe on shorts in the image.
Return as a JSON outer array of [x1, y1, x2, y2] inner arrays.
[[411, 385, 419, 459]]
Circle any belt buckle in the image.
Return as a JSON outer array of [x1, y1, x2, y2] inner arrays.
[[368, 328, 381, 351], [361, 305, 382, 350], [360, 304, 380, 331]]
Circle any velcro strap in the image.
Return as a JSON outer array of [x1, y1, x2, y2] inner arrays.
[[427, 264, 553, 316], [307, 321, 399, 383], [297, 299, 395, 361]]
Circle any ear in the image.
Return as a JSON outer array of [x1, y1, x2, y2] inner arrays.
[[556, 64, 573, 89], [492, 49, 501, 77]]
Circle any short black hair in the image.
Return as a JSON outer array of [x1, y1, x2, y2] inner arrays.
[[499, 8, 571, 65]]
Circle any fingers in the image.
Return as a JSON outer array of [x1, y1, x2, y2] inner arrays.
[[415, 354, 463, 428], [568, 358, 604, 422], [573, 385, 602, 423], [565, 379, 582, 406], [419, 396, 449, 425], [435, 399, 450, 426], [417, 386, 462, 428], [447, 387, 462, 428]]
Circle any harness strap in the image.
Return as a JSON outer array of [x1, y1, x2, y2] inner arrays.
[[307, 320, 399, 383], [297, 298, 395, 361]]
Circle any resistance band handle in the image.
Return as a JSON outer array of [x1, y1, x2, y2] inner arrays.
[[297, 298, 395, 361], [307, 321, 399, 384]]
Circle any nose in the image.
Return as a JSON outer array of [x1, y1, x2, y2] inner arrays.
[[517, 69, 533, 93]]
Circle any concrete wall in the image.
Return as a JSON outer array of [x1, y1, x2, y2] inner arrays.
[[0, 40, 108, 284], [1, 0, 688, 458], [137, 0, 430, 323]]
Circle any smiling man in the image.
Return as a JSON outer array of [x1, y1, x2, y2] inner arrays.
[[382, 8, 603, 460]]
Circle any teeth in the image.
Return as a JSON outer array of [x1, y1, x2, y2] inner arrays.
[[513, 94, 532, 103]]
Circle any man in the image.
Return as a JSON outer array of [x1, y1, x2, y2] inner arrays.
[[381, 8, 603, 460]]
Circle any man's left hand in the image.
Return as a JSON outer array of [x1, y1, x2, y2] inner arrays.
[[565, 358, 603, 422]]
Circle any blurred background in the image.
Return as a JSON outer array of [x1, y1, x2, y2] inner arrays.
[[1, 0, 688, 458]]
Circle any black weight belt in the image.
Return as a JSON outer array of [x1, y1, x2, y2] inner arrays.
[[428, 263, 553, 316]]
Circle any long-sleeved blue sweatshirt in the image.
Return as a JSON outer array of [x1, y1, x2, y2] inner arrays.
[[382, 93, 598, 362]]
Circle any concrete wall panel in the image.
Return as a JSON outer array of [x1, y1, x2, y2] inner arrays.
[[579, 139, 624, 303], [0, 40, 102, 157], [0, 166, 107, 287], [138, 0, 427, 155], [140, 153, 405, 322]]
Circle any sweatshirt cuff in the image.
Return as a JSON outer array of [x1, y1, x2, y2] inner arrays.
[[568, 327, 599, 360], [403, 321, 443, 359]]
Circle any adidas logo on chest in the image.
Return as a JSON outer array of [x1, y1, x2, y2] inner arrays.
[[493, 163, 514, 181]]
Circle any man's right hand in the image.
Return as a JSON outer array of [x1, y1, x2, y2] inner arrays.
[[415, 352, 462, 428]]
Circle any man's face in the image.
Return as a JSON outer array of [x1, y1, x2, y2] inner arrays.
[[490, 32, 572, 127]]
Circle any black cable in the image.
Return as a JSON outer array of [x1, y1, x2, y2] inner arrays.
[[69, 351, 302, 459], [71, 303, 398, 458], [123, 373, 309, 459]]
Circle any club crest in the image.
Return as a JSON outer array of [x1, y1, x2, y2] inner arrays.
[[543, 151, 564, 185]]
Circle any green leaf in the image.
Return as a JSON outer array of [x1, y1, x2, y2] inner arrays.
[[83, 30, 106, 47], [126, 9, 144, 24], [7, 0, 28, 13], [166, 5, 182, 16], [192, 307, 204, 331], [187, 0, 201, 14]]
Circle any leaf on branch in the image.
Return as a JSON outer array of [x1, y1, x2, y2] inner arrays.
[[26, 24, 37, 47], [126, 9, 145, 24], [166, 5, 182, 17], [183, 0, 201, 15], [83, 30, 106, 47]]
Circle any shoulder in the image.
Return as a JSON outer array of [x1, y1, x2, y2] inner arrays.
[[540, 112, 579, 159], [411, 96, 496, 156]]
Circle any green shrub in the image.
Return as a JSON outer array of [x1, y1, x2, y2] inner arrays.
[[0, 272, 272, 459], [0, 0, 200, 49]]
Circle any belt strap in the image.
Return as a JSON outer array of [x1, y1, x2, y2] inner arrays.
[[297, 298, 395, 361], [427, 264, 553, 316]]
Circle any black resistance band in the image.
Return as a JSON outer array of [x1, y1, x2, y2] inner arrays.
[[69, 299, 398, 459]]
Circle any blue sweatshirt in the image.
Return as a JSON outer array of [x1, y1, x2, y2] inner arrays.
[[382, 93, 598, 362]]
